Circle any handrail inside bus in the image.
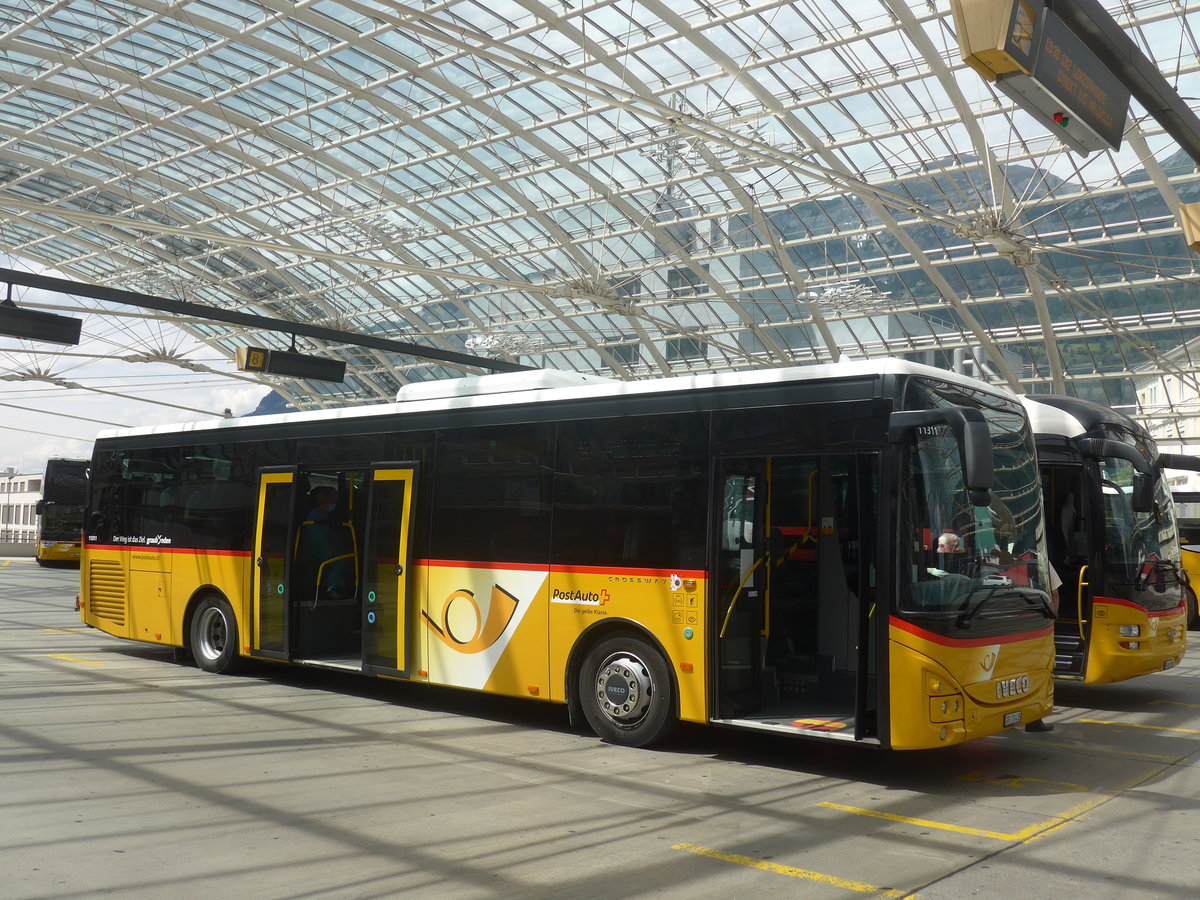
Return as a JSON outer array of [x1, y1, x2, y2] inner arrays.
[[718, 553, 768, 639], [313, 553, 357, 607], [1075, 564, 1089, 641], [802, 468, 818, 544]]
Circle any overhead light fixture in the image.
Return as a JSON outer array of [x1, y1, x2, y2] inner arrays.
[[0, 289, 83, 345], [237, 344, 346, 383], [464, 332, 548, 357], [805, 281, 895, 313]]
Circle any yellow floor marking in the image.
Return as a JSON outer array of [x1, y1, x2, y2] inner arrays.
[[1021, 766, 1165, 843], [822, 764, 1163, 846], [957, 769, 1087, 793], [1148, 699, 1200, 710], [45, 654, 103, 666], [1078, 718, 1200, 735], [672, 842, 913, 897], [1032, 740, 1177, 762], [818, 802, 1020, 840]]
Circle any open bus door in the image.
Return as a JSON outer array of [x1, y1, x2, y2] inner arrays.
[[250, 464, 416, 675], [713, 455, 878, 741], [251, 468, 297, 660], [360, 464, 416, 677]]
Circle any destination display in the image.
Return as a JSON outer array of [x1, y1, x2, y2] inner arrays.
[[951, 0, 1130, 154]]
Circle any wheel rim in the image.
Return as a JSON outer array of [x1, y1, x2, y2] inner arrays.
[[195, 606, 227, 662], [594, 651, 654, 726]]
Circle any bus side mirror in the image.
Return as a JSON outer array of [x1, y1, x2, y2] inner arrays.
[[1131, 473, 1154, 513], [1079, 438, 1154, 513], [35, 499, 46, 515], [961, 418, 994, 506], [888, 407, 994, 507]]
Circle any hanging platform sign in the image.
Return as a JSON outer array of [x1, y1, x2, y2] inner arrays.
[[950, 0, 1130, 155]]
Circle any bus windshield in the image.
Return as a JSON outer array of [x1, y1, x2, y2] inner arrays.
[[39, 460, 88, 541], [1098, 454, 1186, 613], [898, 382, 1054, 632]]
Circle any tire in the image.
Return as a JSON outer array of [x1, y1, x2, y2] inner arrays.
[[578, 633, 676, 747], [1186, 584, 1200, 631], [189, 595, 241, 674]]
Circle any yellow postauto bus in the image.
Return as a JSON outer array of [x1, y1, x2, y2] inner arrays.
[[35, 457, 88, 567], [1022, 395, 1198, 683], [80, 360, 1055, 749], [1172, 492, 1200, 629]]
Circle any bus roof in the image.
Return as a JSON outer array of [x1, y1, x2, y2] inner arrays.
[[1020, 394, 1142, 440], [96, 358, 1018, 442]]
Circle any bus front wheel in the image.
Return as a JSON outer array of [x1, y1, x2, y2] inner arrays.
[[190, 596, 241, 674], [578, 634, 676, 747]]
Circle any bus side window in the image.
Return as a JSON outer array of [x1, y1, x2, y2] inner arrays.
[[431, 423, 554, 565]]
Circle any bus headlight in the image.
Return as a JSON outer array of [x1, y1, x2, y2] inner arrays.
[[1119, 625, 1141, 637], [930, 694, 963, 722]]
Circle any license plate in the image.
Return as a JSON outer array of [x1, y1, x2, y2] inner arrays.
[[1164, 659, 1176, 671], [1003, 711, 1022, 728]]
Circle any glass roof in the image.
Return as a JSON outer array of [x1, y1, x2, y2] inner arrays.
[[1, 0, 1199, 437]]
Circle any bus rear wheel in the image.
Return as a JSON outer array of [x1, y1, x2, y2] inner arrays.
[[190, 595, 241, 674], [579, 634, 676, 747]]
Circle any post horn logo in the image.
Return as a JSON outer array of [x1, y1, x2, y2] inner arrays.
[[422, 584, 519, 654]]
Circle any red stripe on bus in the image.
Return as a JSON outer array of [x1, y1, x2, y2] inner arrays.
[[420, 559, 537, 571], [1093, 595, 1185, 617], [549, 564, 706, 577], [889, 616, 1053, 648], [419, 559, 706, 578], [87, 544, 252, 558]]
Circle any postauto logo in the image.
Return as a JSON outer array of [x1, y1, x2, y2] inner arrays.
[[550, 587, 611, 605]]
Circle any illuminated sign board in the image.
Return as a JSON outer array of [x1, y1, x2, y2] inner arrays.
[[952, 0, 1130, 154], [1029, 10, 1128, 151]]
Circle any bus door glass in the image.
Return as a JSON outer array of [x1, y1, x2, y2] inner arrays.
[[716, 456, 875, 737], [716, 467, 766, 716], [361, 464, 417, 676], [251, 469, 297, 659]]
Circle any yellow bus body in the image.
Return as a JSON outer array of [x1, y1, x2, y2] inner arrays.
[[81, 542, 1056, 747], [1081, 598, 1187, 685], [82, 547, 249, 646], [37, 540, 82, 565], [80, 546, 711, 722], [887, 618, 1054, 750]]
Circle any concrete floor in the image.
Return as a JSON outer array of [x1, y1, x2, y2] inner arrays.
[[3, 556, 1199, 899]]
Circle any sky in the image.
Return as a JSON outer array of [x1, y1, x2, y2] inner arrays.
[[2, 259, 270, 474]]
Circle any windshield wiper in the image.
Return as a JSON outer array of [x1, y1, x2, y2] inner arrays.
[[957, 586, 999, 629], [1023, 590, 1058, 620], [958, 587, 1056, 629]]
